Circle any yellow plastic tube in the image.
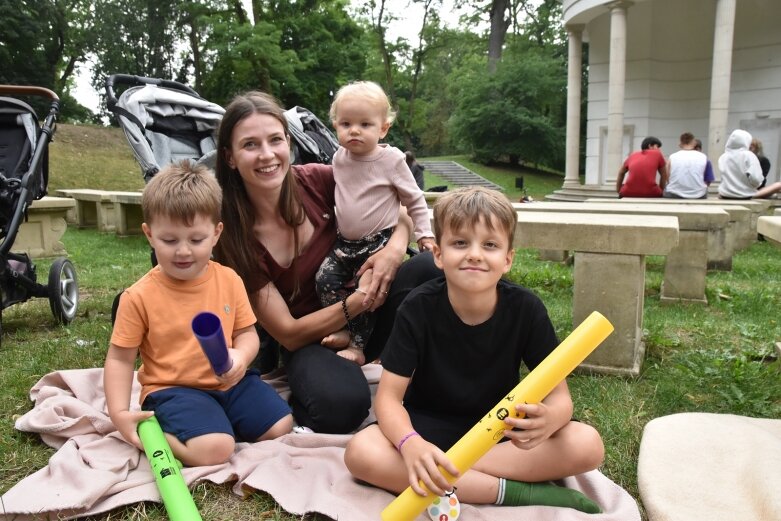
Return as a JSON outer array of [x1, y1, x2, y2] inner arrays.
[[380, 311, 614, 521]]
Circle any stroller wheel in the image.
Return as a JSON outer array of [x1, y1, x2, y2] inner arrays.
[[48, 258, 79, 324]]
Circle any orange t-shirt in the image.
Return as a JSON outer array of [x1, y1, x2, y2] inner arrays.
[[111, 261, 256, 404]]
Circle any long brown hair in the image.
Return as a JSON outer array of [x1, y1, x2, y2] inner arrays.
[[212, 91, 306, 296]]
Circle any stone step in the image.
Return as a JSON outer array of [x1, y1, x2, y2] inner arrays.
[[420, 160, 504, 192]]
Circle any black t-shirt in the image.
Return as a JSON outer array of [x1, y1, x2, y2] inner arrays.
[[381, 277, 558, 426]]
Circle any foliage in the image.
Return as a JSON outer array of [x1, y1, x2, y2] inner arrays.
[[448, 40, 566, 167]]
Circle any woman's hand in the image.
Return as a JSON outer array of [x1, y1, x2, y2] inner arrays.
[[356, 244, 405, 311], [399, 435, 460, 497]]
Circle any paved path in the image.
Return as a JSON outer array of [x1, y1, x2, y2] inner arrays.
[[420, 160, 504, 191]]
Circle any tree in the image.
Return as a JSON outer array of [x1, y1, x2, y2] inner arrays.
[[0, 0, 97, 120], [449, 41, 566, 167]]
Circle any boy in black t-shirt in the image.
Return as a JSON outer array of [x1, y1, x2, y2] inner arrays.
[[344, 187, 604, 513]]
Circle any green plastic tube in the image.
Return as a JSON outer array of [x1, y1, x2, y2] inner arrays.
[[137, 416, 202, 520]]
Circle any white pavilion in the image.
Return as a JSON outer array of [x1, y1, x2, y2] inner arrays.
[[550, 0, 781, 200]]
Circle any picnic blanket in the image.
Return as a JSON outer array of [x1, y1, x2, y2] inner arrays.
[[1, 368, 641, 520], [638, 412, 781, 521]]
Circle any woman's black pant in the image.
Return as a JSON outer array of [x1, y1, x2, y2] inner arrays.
[[257, 251, 441, 434]]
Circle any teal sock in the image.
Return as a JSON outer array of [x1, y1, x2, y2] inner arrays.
[[496, 478, 601, 514]]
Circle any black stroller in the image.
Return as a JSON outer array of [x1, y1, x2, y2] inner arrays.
[[0, 85, 79, 342]]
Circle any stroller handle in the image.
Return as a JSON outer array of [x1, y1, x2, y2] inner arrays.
[[0, 85, 59, 101], [105, 74, 201, 110]]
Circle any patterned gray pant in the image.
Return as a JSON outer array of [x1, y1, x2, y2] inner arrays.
[[315, 227, 394, 349]]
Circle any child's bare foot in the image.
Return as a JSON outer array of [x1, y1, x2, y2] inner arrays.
[[322, 329, 350, 349], [336, 346, 366, 365]]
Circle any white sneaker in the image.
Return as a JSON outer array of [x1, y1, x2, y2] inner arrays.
[[292, 425, 314, 434]]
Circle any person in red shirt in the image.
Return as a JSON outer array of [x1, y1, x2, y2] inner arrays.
[[615, 137, 668, 198]]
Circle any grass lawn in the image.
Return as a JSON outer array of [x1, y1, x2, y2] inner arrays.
[[1, 124, 779, 520]]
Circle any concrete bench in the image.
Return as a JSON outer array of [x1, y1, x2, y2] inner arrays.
[[591, 198, 749, 271], [758, 216, 781, 248], [55, 189, 144, 235], [109, 192, 143, 236], [55, 189, 117, 232], [757, 216, 781, 362], [612, 197, 767, 250], [515, 202, 728, 304], [430, 209, 679, 376], [13, 196, 75, 258]]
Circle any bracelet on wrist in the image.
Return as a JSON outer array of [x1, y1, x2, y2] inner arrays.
[[397, 431, 420, 452], [341, 296, 353, 336]]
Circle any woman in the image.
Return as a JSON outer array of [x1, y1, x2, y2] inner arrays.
[[213, 91, 440, 434]]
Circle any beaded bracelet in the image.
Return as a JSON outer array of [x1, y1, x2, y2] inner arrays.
[[397, 431, 420, 452], [341, 296, 353, 336]]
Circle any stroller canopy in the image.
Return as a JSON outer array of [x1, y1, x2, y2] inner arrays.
[[111, 84, 225, 182]]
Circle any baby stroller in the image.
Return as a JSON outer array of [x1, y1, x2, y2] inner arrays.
[[105, 74, 226, 182], [0, 85, 79, 343], [106, 74, 339, 182]]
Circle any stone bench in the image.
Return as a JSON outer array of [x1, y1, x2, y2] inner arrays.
[[593, 198, 750, 271], [757, 216, 781, 362], [55, 189, 117, 232], [109, 192, 144, 236], [430, 209, 679, 376], [515, 202, 728, 304], [56, 189, 144, 235], [758, 216, 781, 248], [613, 197, 767, 250], [13, 196, 75, 258]]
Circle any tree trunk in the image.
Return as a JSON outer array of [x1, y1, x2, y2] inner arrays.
[[488, 0, 510, 73]]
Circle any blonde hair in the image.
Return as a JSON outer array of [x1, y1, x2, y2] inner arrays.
[[751, 138, 764, 155], [329, 81, 396, 125], [432, 187, 516, 247], [142, 160, 221, 226]]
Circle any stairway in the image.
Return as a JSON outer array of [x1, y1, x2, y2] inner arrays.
[[420, 161, 504, 192]]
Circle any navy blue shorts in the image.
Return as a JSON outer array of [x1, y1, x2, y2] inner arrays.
[[142, 370, 291, 444]]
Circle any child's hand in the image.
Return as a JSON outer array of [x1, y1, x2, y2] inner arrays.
[[417, 237, 435, 252], [216, 349, 249, 388], [503, 402, 559, 450], [399, 435, 460, 497], [112, 409, 154, 450]]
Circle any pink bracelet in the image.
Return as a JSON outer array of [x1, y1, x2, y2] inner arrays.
[[397, 431, 420, 452]]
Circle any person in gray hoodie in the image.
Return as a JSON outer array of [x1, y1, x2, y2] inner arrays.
[[718, 129, 781, 199]]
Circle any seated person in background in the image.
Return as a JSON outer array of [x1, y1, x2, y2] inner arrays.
[[750, 138, 771, 189], [718, 129, 781, 199], [316, 81, 435, 365], [663, 132, 713, 199], [616, 136, 668, 198], [405, 150, 425, 190], [104, 161, 293, 466], [344, 187, 604, 513]]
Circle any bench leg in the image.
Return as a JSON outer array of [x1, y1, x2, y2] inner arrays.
[[660, 230, 708, 304], [76, 200, 97, 228], [707, 223, 733, 271], [116, 204, 144, 236], [573, 252, 646, 376], [97, 201, 116, 232]]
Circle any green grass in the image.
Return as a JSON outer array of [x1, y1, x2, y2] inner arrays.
[[2, 124, 780, 519]]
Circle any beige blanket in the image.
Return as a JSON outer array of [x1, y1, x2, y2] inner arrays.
[[1, 368, 641, 521], [638, 412, 781, 521]]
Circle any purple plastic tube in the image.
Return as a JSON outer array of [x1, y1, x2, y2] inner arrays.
[[192, 311, 233, 375]]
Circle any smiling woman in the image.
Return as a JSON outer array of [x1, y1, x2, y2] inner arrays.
[[211, 90, 442, 434]]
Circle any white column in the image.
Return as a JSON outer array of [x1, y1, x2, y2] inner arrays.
[[707, 0, 737, 179], [564, 24, 585, 188], [605, 1, 631, 186]]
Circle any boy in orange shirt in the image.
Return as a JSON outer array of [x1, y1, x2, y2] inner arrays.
[[104, 161, 292, 466]]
